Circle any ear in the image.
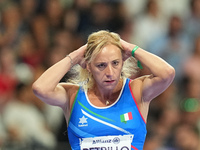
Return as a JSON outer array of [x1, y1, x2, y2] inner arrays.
[[86, 63, 91, 73]]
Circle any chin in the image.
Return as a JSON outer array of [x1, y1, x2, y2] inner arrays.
[[103, 82, 118, 90]]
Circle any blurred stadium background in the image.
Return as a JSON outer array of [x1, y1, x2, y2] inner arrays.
[[0, 0, 200, 150]]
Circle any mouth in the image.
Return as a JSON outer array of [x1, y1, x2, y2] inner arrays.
[[104, 80, 115, 84]]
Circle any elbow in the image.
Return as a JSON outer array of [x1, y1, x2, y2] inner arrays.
[[168, 66, 176, 80], [163, 66, 176, 84], [32, 82, 45, 98], [32, 81, 56, 101]]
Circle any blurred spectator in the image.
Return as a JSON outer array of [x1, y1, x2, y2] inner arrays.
[[49, 47, 67, 67], [185, 0, 200, 40], [76, 1, 129, 40], [30, 14, 49, 52], [19, 0, 38, 25], [118, 17, 134, 42], [123, 0, 146, 17], [45, 0, 64, 30], [173, 124, 200, 150], [132, 0, 167, 49], [144, 83, 180, 150], [72, 0, 92, 36], [0, 47, 18, 107], [0, 2, 27, 49], [148, 15, 191, 82], [78, 1, 113, 39], [0, 115, 7, 147], [108, 2, 130, 33], [180, 98, 200, 127], [63, 8, 79, 33], [179, 76, 200, 135], [73, 0, 91, 10], [183, 36, 200, 84], [17, 33, 44, 68], [2, 84, 56, 149], [148, 83, 179, 124], [157, 0, 190, 19], [52, 29, 75, 52], [180, 36, 200, 129], [143, 133, 163, 150]]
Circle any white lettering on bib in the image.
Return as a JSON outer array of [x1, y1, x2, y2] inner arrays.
[[79, 135, 134, 150]]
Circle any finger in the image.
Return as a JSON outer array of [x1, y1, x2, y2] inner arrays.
[[80, 59, 86, 69]]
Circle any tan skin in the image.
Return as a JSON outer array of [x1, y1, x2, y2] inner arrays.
[[32, 40, 175, 124]]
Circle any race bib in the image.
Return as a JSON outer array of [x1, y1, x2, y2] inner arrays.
[[79, 135, 134, 150]]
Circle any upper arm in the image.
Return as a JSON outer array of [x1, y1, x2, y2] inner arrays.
[[141, 69, 175, 102], [32, 82, 77, 108], [130, 67, 175, 103]]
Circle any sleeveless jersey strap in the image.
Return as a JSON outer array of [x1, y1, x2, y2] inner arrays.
[[68, 87, 80, 124], [128, 79, 146, 124]]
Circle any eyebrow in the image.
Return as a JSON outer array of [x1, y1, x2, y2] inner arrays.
[[95, 59, 121, 63]]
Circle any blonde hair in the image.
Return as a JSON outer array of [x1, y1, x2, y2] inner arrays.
[[69, 30, 138, 90]]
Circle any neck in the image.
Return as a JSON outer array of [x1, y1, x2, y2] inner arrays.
[[89, 78, 123, 105]]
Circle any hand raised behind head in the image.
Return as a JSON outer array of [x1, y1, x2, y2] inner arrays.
[[77, 44, 87, 68], [120, 39, 134, 61]]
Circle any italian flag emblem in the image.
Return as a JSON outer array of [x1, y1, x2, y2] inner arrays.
[[120, 112, 133, 123]]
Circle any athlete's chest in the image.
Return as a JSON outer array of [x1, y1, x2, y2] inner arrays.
[[70, 96, 142, 137]]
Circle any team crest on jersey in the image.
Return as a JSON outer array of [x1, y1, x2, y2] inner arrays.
[[78, 115, 88, 127]]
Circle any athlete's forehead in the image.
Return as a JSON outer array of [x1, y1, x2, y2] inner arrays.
[[92, 45, 122, 63]]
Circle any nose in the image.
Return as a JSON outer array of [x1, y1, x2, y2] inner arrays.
[[105, 64, 113, 77]]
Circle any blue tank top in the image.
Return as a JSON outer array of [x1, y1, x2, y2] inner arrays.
[[67, 78, 147, 150]]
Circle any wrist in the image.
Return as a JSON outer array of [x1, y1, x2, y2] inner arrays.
[[131, 45, 143, 69], [124, 44, 136, 58], [131, 45, 139, 57], [66, 50, 80, 65], [66, 55, 73, 67]]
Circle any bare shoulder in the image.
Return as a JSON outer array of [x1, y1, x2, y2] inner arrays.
[[58, 82, 80, 110], [130, 74, 153, 87], [128, 75, 153, 122], [129, 75, 153, 103], [132, 74, 153, 82], [58, 82, 79, 96]]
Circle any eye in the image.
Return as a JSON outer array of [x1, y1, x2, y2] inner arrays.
[[97, 63, 106, 68], [112, 60, 119, 66]]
